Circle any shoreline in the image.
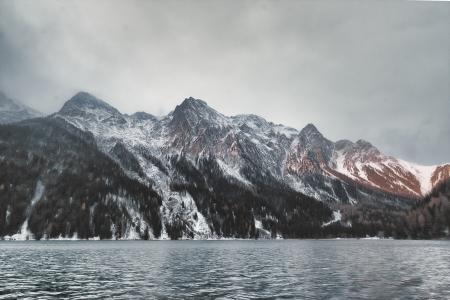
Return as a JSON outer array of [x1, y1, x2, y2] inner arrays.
[[2, 236, 448, 242]]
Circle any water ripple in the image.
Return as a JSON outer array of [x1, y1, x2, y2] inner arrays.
[[0, 240, 449, 299]]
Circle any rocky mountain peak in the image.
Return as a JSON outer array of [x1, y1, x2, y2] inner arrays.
[[299, 123, 322, 139], [335, 139, 379, 155], [355, 139, 374, 149], [353, 139, 380, 156], [181, 97, 209, 108], [59, 92, 120, 116], [335, 139, 353, 151], [171, 97, 228, 128], [173, 97, 213, 116], [298, 124, 332, 152]]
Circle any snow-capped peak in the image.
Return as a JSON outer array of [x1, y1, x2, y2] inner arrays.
[[299, 123, 322, 137], [59, 91, 121, 116], [296, 123, 333, 155], [355, 139, 378, 152], [170, 97, 229, 128], [180, 96, 209, 108]]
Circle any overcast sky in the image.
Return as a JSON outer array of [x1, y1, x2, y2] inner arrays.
[[0, 0, 449, 165]]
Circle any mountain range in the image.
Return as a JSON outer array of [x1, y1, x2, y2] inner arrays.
[[0, 91, 449, 240]]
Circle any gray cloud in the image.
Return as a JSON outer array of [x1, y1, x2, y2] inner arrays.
[[0, 0, 449, 164]]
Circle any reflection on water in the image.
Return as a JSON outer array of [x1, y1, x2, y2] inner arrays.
[[0, 240, 449, 299]]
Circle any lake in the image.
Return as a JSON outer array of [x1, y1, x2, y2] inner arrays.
[[0, 240, 449, 299]]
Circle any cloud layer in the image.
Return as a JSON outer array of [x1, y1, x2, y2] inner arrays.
[[0, 0, 449, 164]]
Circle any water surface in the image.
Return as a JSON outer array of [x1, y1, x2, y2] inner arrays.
[[0, 240, 449, 299]]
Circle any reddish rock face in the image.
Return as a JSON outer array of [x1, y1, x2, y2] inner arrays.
[[284, 134, 449, 199], [284, 145, 327, 175], [432, 165, 450, 188], [332, 140, 450, 198]]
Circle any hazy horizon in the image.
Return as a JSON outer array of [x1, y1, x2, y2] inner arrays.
[[0, 0, 449, 164]]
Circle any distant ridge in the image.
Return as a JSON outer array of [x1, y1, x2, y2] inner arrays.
[[0, 91, 42, 124]]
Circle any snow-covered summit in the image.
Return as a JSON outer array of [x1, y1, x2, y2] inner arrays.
[[299, 123, 322, 138], [170, 97, 229, 129]]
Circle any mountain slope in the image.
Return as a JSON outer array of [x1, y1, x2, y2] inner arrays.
[[0, 115, 335, 240], [0, 118, 162, 240], [0, 91, 42, 124], [330, 139, 447, 198]]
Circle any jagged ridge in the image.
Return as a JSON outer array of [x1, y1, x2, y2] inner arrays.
[[1, 90, 449, 240]]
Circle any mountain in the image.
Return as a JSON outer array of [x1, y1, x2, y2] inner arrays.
[[1, 91, 448, 240], [0, 118, 162, 240], [0, 91, 42, 124], [330, 139, 447, 198]]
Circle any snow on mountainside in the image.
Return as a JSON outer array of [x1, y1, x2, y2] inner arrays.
[[331, 140, 450, 198], [331, 140, 435, 198], [0, 91, 42, 124], [430, 164, 450, 190], [50, 92, 450, 239], [2, 90, 447, 240], [54, 92, 448, 202]]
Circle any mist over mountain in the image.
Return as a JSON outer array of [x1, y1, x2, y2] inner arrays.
[[0, 91, 42, 124]]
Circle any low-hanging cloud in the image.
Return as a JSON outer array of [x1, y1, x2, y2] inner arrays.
[[0, 0, 449, 164]]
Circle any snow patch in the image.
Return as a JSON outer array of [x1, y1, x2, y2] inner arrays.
[[361, 236, 381, 240], [110, 194, 154, 240], [334, 150, 355, 180], [322, 210, 342, 227], [397, 159, 436, 195], [216, 159, 252, 186], [8, 180, 45, 240], [30, 180, 45, 207], [254, 218, 271, 239], [8, 221, 34, 240], [48, 233, 79, 241]]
